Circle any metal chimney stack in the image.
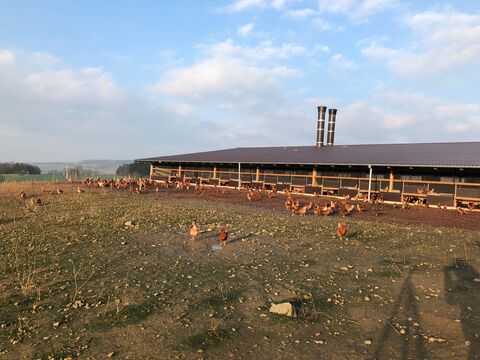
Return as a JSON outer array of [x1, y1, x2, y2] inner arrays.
[[327, 108, 337, 146], [316, 106, 327, 147]]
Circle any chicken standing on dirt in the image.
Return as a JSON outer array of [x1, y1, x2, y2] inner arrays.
[[336, 222, 347, 240], [219, 228, 229, 246], [189, 220, 199, 240], [28, 198, 41, 207]]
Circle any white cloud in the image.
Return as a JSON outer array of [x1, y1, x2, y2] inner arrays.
[[24, 67, 125, 105], [362, 8, 480, 76], [202, 39, 306, 60], [0, 49, 15, 66], [283, 8, 317, 19], [313, 43, 330, 52], [151, 57, 294, 100], [338, 91, 480, 144], [151, 39, 302, 100], [148, 38, 316, 150], [311, 18, 336, 30], [238, 23, 255, 37], [222, 0, 295, 12], [0, 48, 226, 162], [223, 0, 268, 12], [329, 53, 357, 71], [317, 0, 398, 21], [271, 0, 290, 10]]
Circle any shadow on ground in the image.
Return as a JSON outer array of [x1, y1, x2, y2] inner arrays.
[[373, 272, 427, 360], [444, 259, 480, 360]]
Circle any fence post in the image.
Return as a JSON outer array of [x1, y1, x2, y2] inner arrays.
[[389, 169, 394, 192], [454, 182, 457, 207], [367, 165, 373, 202], [238, 163, 241, 189]]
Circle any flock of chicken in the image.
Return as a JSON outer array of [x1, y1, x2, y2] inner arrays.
[[16, 177, 478, 244]]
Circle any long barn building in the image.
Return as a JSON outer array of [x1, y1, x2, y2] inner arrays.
[[136, 107, 480, 206]]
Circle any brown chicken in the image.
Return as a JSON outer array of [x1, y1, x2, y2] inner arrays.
[[189, 220, 199, 240], [219, 228, 229, 246], [77, 187, 84, 194], [18, 191, 26, 199], [290, 200, 300, 215], [373, 206, 382, 216], [247, 189, 257, 202], [356, 204, 367, 213], [57, 189, 64, 195], [295, 202, 312, 216], [336, 222, 347, 240], [322, 205, 333, 217], [312, 203, 321, 216], [340, 203, 354, 216]]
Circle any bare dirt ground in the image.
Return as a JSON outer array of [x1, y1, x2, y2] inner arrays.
[[1, 183, 479, 359]]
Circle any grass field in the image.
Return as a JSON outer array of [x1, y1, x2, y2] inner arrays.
[[0, 174, 117, 184], [0, 183, 479, 359], [0, 174, 64, 183]]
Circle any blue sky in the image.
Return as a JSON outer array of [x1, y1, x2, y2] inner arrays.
[[1, 0, 479, 161]]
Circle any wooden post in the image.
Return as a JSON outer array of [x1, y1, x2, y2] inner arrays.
[[149, 164, 153, 180], [213, 165, 217, 179], [389, 169, 394, 192], [367, 165, 373, 202], [454, 182, 457, 207], [238, 163, 241, 189], [178, 164, 182, 177], [312, 167, 317, 186], [256, 167, 260, 182]]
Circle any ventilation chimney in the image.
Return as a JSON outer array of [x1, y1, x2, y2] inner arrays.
[[316, 106, 327, 148], [327, 108, 337, 146]]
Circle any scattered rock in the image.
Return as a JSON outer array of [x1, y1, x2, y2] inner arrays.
[[364, 340, 372, 345], [269, 302, 296, 317], [124, 220, 139, 228], [72, 300, 84, 309]]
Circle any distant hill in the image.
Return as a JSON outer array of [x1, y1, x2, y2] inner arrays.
[[33, 160, 131, 175]]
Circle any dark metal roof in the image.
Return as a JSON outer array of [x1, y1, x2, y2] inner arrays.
[[136, 142, 480, 168]]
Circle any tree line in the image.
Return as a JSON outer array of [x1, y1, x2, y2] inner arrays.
[[0, 162, 41, 175]]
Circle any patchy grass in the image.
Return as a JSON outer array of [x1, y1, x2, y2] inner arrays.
[[0, 184, 479, 359]]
